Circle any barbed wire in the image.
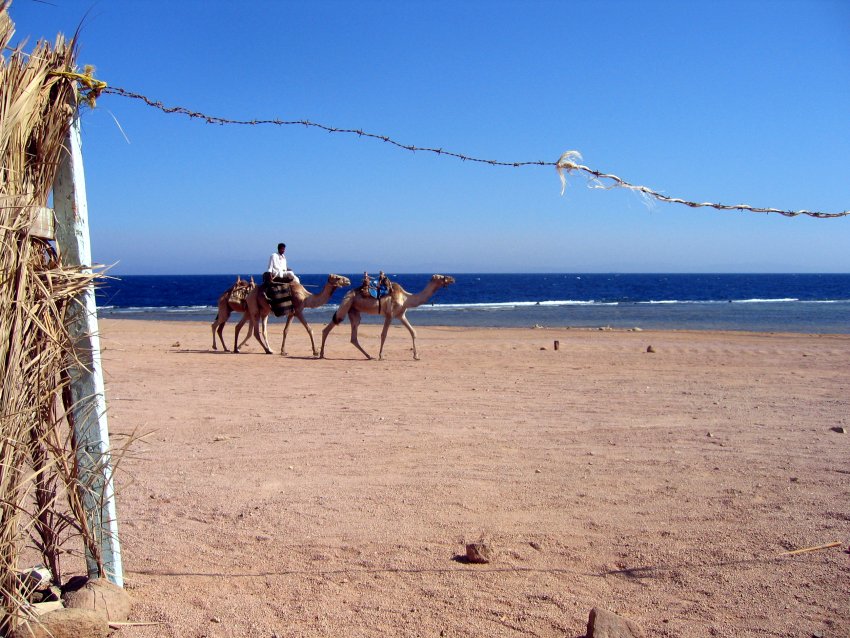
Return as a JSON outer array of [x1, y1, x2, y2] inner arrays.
[[101, 85, 849, 219]]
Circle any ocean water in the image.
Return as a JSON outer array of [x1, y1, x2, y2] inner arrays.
[[96, 273, 850, 334]]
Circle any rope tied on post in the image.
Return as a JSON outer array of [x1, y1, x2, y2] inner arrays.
[[50, 65, 107, 107]]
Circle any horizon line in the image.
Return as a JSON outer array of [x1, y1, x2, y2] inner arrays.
[[105, 271, 850, 277]]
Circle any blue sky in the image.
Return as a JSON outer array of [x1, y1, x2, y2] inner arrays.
[[8, 0, 850, 275]]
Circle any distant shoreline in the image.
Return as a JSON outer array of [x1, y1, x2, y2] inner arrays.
[[97, 299, 850, 335], [99, 319, 850, 343]]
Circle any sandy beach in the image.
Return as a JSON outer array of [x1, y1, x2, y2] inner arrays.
[[95, 319, 849, 638]]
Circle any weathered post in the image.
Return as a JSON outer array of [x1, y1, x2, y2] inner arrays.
[[52, 115, 123, 587]]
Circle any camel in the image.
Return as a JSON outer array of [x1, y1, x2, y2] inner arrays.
[[234, 274, 351, 356], [211, 276, 255, 351], [320, 274, 455, 361]]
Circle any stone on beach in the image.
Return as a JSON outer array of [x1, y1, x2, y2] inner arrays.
[[62, 578, 131, 622], [465, 541, 493, 564], [8, 608, 109, 638], [586, 607, 645, 638]]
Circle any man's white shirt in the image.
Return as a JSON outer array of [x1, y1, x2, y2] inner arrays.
[[268, 253, 288, 278], [267, 252, 300, 283]]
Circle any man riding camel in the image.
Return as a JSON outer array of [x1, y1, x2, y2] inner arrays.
[[263, 242, 299, 298]]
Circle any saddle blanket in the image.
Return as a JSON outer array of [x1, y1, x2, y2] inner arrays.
[[367, 285, 390, 299], [267, 282, 293, 317]]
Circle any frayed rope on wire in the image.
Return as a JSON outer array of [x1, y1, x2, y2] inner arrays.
[[554, 152, 849, 218], [98, 85, 849, 219]]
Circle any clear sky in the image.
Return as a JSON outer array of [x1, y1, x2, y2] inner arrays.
[[7, 0, 850, 275]]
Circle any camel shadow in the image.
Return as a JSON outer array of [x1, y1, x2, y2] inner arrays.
[[171, 349, 223, 355], [172, 349, 330, 360], [171, 349, 276, 356]]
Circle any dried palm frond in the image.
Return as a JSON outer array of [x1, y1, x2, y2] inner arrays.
[[1, 4, 115, 632]]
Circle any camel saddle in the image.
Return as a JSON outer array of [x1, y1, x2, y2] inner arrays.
[[227, 284, 252, 306], [360, 275, 391, 299], [267, 282, 293, 317]]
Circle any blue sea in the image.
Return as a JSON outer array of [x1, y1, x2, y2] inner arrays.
[[95, 273, 850, 334]]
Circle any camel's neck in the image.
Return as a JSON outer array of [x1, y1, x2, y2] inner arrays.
[[405, 282, 443, 309], [303, 282, 337, 308]]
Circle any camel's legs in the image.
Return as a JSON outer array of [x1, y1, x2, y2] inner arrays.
[[320, 291, 358, 359], [280, 314, 294, 355], [233, 315, 250, 353], [320, 310, 342, 358], [254, 314, 272, 354], [211, 318, 219, 350], [348, 310, 373, 360], [293, 312, 318, 357], [237, 325, 252, 350], [212, 307, 231, 351], [398, 312, 419, 360], [215, 323, 226, 351], [378, 313, 393, 360]]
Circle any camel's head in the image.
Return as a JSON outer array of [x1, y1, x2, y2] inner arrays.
[[328, 274, 352, 288], [431, 274, 456, 288]]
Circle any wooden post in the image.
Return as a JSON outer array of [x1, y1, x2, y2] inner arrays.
[[52, 115, 123, 587]]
